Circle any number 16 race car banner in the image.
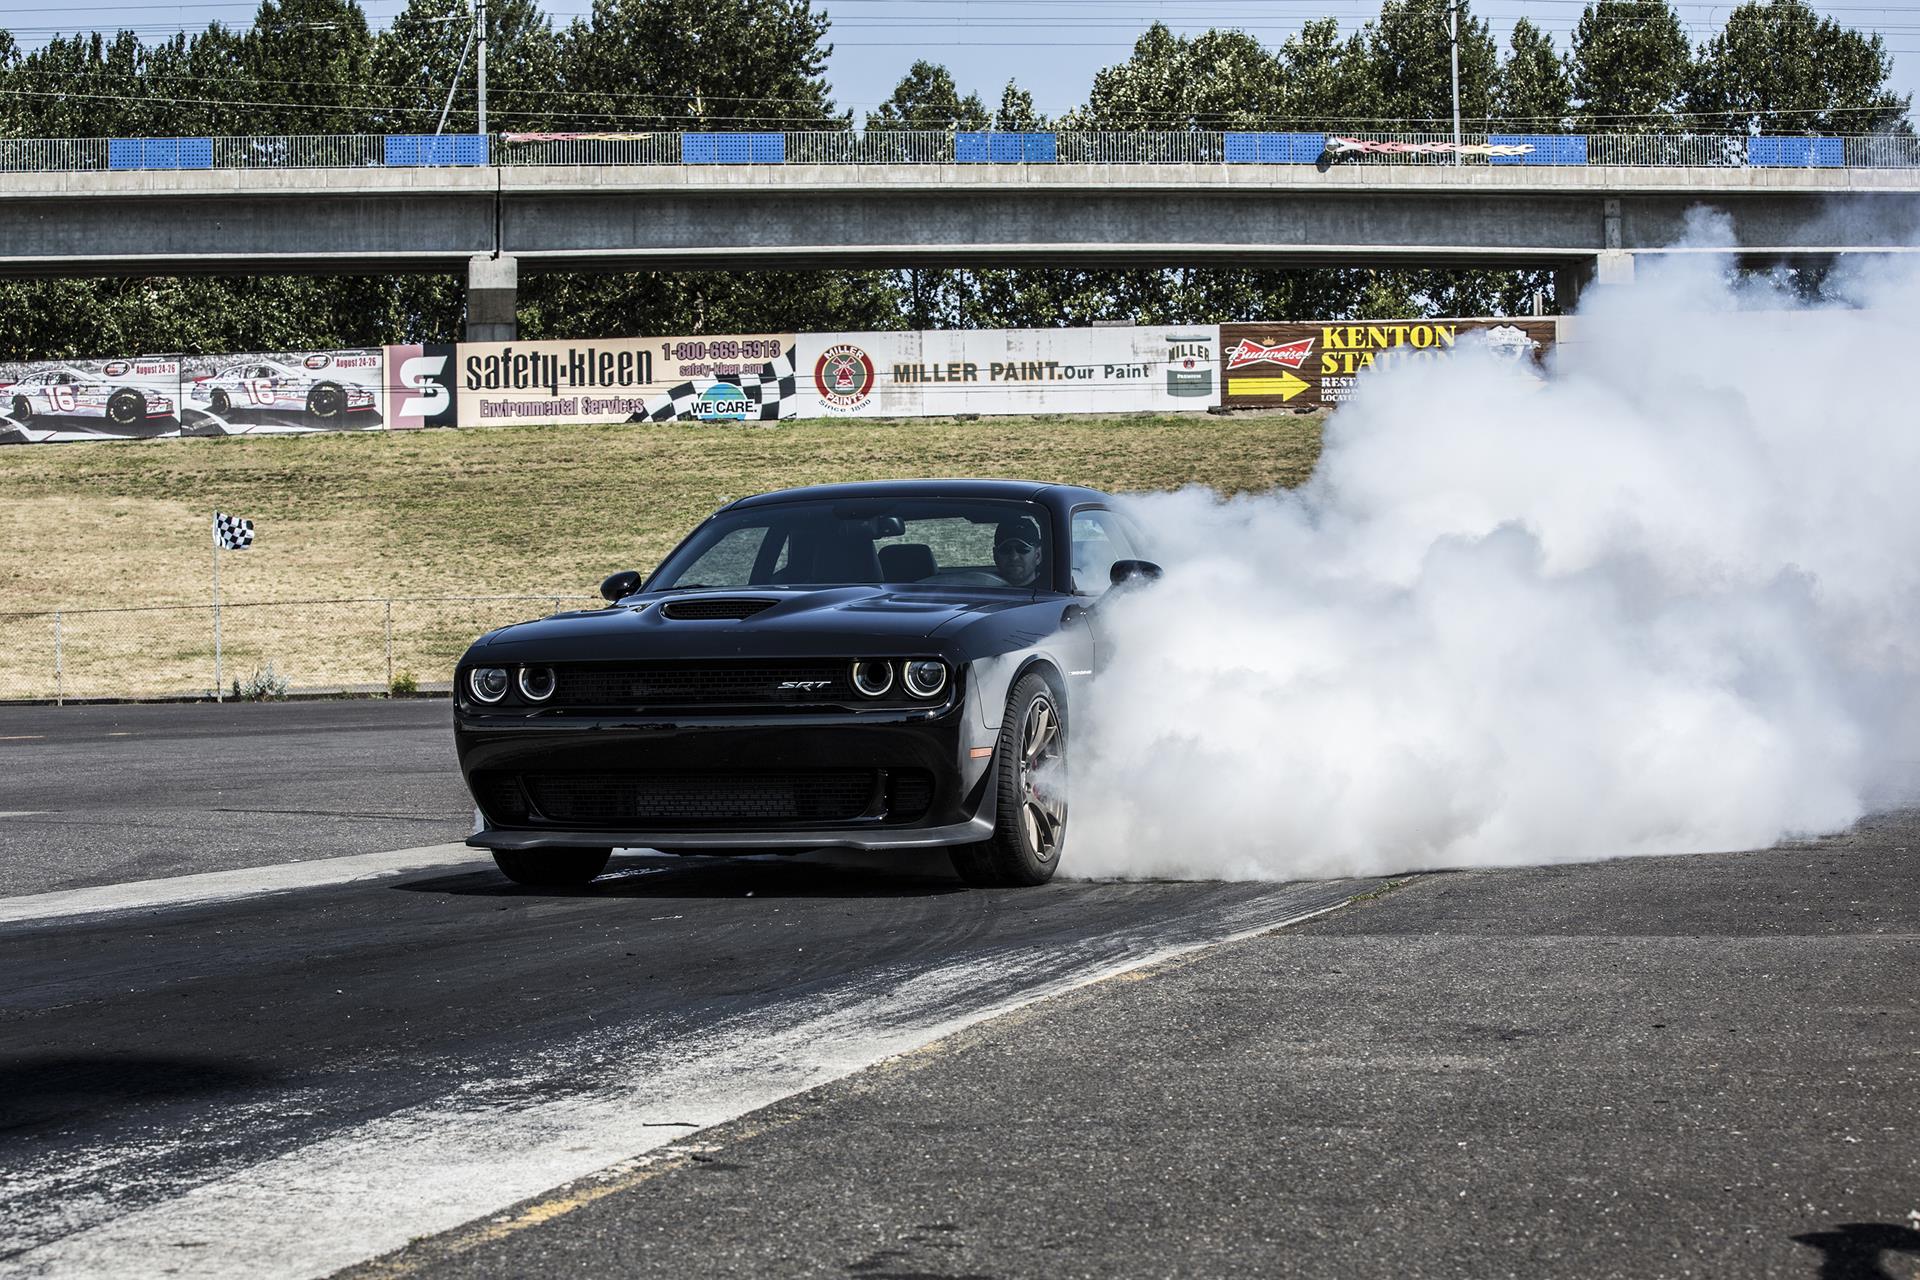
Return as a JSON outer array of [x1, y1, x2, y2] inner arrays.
[[0, 356, 181, 443], [180, 349, 387, 435]]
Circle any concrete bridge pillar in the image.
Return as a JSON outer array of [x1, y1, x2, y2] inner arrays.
[[466, 253, 518, 343], [1554, 249, 1637, 311]]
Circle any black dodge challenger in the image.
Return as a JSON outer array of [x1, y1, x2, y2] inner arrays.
[[453, 479, 1159, 888]]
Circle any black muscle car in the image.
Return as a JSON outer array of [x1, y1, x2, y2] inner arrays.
[[453, 479, 1160, 888]]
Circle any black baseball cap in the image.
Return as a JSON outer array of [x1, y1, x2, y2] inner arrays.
[[994, 516, 1042, 550]]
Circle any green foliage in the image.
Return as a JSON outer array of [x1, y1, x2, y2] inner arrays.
[[390, 668, 419, 696], [371, 0, 561, 133], [994, 80, 1044, 131], [1688, 0, 1912, 136], [1278, 19, 1375, 131], [1495, 18, 1573, 131], [865, 60, 987, 131], [1361, 0, 1498, 132], [1569, 1, 1695, 132], [1075, 23, 1284, 130]]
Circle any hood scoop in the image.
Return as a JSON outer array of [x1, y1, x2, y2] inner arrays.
[[661, 597, 778, 621]]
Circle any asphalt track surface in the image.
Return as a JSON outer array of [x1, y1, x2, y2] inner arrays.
[[2, 702, 1916, 1279]]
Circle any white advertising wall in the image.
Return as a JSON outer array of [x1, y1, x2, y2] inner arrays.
[[794, 327, 1221, 418], [179, 349, 388, 436], [0, 356, 182, 443]]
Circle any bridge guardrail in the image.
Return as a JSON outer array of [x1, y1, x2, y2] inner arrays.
[[2, 129, 1917, 174]]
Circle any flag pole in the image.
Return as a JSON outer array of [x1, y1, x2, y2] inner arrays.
[[212, 511, 223, 703]]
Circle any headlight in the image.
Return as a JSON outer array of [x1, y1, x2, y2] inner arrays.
[[903, 659, 948, 698], [518, 666, 556, 701], [468, 666, 510, 703], [850, 659, 894, 697]]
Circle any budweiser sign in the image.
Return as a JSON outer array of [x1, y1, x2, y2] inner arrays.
[[1226, 336, 1314, 370]]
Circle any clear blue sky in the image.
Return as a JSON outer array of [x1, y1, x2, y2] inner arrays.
[[3, 0, 1918, 126]]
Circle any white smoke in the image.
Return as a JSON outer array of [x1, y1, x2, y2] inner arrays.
[[1070, 250, 1920, 881]]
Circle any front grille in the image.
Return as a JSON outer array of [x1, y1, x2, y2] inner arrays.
[[661, 598, 777, 621], [549, 661, 941, 711], [476, 769, 936, 828]]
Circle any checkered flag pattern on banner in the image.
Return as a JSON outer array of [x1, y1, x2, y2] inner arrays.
[[213, 511, 254, 551], [630, 345, 801, 423]]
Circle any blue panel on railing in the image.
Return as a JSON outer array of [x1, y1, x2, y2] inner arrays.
[[385, 135, 487, 166], [108, 138, 142, 170], [1488, 134, 1589, 166], [956, 132, 1058, 163], [1749, 135, 1842, 168], [682, 133, 783, 163], [177, 137, 214, 169], [141, 138, 179, 168], [1224, 132, 1326, 163]]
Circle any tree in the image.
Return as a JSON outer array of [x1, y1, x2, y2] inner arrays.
[[1279, 18, 1376, 131], [558, 0, 842, 130], [864, 61, 987, 131], [371, 0, 561, 133], [1494, 18, 1572, 131], [241, 0, 378, 134], [994, 80, 1044, 131], [1568, 0, 1694, 132], [1076, 23, 1284, 130], [1362, 0, 1498, 132], [1688, 0, 1910, 135]]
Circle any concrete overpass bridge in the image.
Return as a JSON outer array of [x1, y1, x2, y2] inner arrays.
[[2, 153, 1916, 339]]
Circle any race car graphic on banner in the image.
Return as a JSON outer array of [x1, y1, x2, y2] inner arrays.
[[0, 357, 181, 443], [792, 328, 1222, 418], [181, 350, 386, 436], [451, 335, 796, 428]]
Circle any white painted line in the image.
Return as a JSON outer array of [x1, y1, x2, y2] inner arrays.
[[2, 883, 1364, 1280], [0, 842, 484, 926], [0, 810, 47, 818]]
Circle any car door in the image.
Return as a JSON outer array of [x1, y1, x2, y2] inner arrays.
[[1067, 506, 1148, 672]]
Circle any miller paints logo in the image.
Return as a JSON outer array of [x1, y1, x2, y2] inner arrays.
[[1226, 336, 1314, 371], [814, 343, 876, 412]]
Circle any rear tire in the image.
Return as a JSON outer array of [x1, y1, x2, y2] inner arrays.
[[106, 389, 144, 426], [492, 846, 611, 887], [949, 672, 1067, 888]]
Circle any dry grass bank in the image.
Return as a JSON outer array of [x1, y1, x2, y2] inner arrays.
[[0, 412, 1325, 614]]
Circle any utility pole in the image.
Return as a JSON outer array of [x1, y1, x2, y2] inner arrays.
[[476, 0, 488, 136], [1448, 0, 1462, 163]]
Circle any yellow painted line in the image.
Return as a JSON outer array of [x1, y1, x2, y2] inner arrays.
[[106, 732, 134, 737], [0, 734, 45, 741]]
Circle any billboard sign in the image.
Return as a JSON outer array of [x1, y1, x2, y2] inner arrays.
[[793, 327, 1221, 418], [180, 349, 387, 436], [0, 356, 181, 444], [384, 344, 459, 430], [451, 335, 796, 428], [1219, 319, 1557, 411]]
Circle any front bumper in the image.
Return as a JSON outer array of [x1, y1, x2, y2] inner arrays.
[[456, 704, 997, 853]]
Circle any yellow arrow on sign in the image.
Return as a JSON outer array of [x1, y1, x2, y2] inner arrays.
[[1228, 372, 1311, 401]]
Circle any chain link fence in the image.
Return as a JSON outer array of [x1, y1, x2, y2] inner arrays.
[[0, 595, 600, 703]]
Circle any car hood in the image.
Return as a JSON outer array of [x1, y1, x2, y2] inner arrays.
[[472, 586, 1040, 661]]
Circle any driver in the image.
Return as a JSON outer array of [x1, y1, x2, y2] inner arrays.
[[992, 516, 1044, 588]]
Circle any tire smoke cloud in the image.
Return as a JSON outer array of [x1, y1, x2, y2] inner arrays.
[[1071, 253, 1920, 881]]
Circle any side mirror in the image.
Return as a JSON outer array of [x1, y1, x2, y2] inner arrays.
[[1109, 559, 1163, 587], [600, 569, 643, 602]]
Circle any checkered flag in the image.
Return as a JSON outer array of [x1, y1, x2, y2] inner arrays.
[[629, 345, 801, 423], [213, 511, 254, 551]]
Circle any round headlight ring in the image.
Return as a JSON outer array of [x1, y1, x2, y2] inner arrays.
[[903, 659, 948, 698], [850, 659, 894, 697], [468, 666, 510, 704], [518, 666, 557, 702]]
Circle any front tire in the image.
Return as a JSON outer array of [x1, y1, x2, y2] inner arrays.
[[950, 672, 1067, 887], [306, 382, 345, 421], [106, 389, 145, 426], [492, 846, 611, 887]]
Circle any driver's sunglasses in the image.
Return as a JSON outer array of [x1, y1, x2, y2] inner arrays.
[[994, 538, 1037, 556]]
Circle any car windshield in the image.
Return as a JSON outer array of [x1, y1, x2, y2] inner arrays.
[[648, 497, 1053, 592]]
